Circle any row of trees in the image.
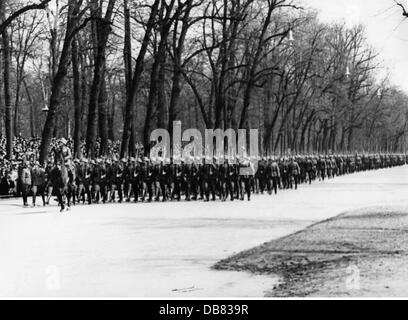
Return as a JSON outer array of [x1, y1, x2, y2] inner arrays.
[[0, 0, 408, 163]]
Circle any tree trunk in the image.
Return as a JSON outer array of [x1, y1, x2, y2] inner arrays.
[[39, 0, 83, 164], [80, 48, 87, 138], [168, 0, 194, 133], [143, 50, 160, 149], [121, 0, 160, 158], [72, 36, 81, 158], [0, 93, 3, 137], [123, 0, 132, 97], [168, 67, 182, 133], [1, 1, 13, 160], [300, 113, 314, 153], [155, 0, 175, 129], [129, 123, 135, 157], [348, 127, 354, 152], [85, 0, 116, 158], [123, 0, 134, 156], [98, 76, 108, 156], [23, 79, 35, 138], [108, 95, 115, 142], [306, 121, 313, 153], [13, 83, 21, 136], [239, 2, 275, 129], [157, 54, 167, 129]]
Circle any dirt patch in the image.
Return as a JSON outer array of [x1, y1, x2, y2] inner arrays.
[[213, 208, 408, 297]]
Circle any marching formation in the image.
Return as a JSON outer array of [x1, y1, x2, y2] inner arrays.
[[1, 137, 407, 212]]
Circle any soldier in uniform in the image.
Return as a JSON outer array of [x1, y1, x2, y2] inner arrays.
[[298, 156, 307, 184], [140, 157, 150, 202], [31, 161, 46, 207], [336, 155, 344, 176], [54, 138, 72, 165], [173, 161, 184, 201], [130, 158, 141, 202], [228, 159, 238, 201], [66, 160, 77, 206], [278, 158, 286, 189], [90, 159, 103, 203], [238, 158, 252, 201], [331, 156, 337, 178], [106, 159, 115, 202], [356, 154, 362, 172], [326, 156, 332, 179], [317, 156, 326, 181], [77, 158, 92, 204], [189, 160, 200, 201], [99, 159, 108, 203], [203, 159, 217, 202], [44, 160, 54, 205], [49, 162, 66, 212], [183, 159, 193, 201], [256, 158, 266, 194], [270, 157, 280, 194], [289, 157, 301, 190], [124, 158, 133, 202], [282, 158, 290, 189], [305, 156, 313, 184], [159, 159, 169, 202], [219, 160, 228, 201], [265, 158, 273, 195], [19, 160, 32, 207], [117, 159, 126, 203], [152, 159, 162, 201], [145, 158, 154, 202]]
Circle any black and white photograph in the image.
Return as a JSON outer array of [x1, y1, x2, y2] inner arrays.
[[1, 0, 408, 304]]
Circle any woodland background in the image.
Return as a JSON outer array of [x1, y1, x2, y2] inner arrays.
[[1, 0, 408, 162]]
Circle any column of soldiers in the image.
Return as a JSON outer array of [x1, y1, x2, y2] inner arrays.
[[2, 138, 408, 211], [4, 143, 406, 212]]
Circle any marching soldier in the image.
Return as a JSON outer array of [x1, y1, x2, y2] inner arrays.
[[190, 161, 200, 201], [130, 158, 141, 202], [289, 157, 301, 190], [140, 158, 150, 202], [19, 161, 32, 207], [219, 160, 228, 201], [31, 161, 46, 207], [306, 156, 313, 184], [238, 158, 252, 201], [76, 158, 91, 205], [317, 156, 326, 181], [203, 159, 217, 202], [256, 158, 266, 194], [159, 159, 169, 202], [49, 162, 66, 212], [270, 157, 280, 195]]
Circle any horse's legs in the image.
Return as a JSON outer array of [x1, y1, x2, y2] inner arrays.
[[46, 185, 53, 205], [55, 186, 65, 212], [66, 188, 71, 207], [111, 184, 116, 202]]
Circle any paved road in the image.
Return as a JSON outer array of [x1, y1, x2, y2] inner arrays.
[[1, 166, 408, 297]]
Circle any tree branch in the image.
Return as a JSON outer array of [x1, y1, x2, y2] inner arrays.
[[0, 0, 52, 34], [394, 0, 408, 17]]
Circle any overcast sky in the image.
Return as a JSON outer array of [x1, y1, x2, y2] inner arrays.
[[300, 0, 408, 92]]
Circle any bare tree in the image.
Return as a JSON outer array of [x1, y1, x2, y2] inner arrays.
[[1, 0, 13, 159], [85, 0, 116, 158], [39, 0, 88, 164], [121, 0, 161, 158]]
